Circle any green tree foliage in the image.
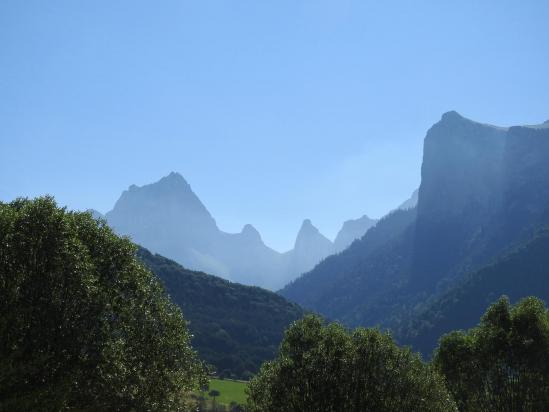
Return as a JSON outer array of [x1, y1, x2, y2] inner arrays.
[[0, 197, 206, 411], [434, 296, 549, 411], [247, 315, 456, 412]]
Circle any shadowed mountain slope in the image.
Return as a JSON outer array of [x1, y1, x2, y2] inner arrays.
[[137, 247, 305, 379], [397, 229, 549, 356], [280, 112, 549, 341]]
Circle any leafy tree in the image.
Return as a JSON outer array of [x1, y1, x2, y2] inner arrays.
[[208, 389, 221, 397], [247, 315, 456, 412], [0, 197, 206, 411], [208, 389, 221, 405], [434, 296, 549, 411]]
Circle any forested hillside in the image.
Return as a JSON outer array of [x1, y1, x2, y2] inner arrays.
[[137, 247, 306, 379], [397, 229, 549, 355]]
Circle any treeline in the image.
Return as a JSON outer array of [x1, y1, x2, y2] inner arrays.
[[2, 198, 549, 411], [247, 296, 549, 411]]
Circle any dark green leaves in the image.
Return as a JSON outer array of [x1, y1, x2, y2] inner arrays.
[[0, 197, 206, 411], [247, 315, 456, 412], [434, 296, 549, 411]]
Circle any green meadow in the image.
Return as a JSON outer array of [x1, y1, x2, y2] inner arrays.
[[203, 378, 248, 407]]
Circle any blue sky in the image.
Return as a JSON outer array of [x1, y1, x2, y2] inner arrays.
[[1, 1, 549, 251]]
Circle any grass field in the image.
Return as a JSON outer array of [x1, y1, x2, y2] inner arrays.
[[202, 378, 248, 406]]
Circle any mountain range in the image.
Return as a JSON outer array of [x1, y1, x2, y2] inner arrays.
[[87, 109, 549, 360], [93, 173, 392, 290], [281, 111, 549, 355]]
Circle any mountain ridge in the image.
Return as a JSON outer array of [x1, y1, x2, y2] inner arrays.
[[104, 173, 381, 290], [280, 112, 549, 346]]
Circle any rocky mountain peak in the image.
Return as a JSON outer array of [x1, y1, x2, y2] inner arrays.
[[298, 219, 316, 234], [153, 171, 191, 192], [440, 110, 464, 122], [241, 224, 262, 242], [294, 219, 332, 251]]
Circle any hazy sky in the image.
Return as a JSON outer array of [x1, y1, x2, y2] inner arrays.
[[1, 1, 549, 251]]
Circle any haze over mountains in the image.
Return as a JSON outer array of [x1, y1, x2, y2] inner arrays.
[[281, 111, 549, 354], [9, 109, 549, 388], [88, 109, 549, 361], [98, 172, 409, 290]]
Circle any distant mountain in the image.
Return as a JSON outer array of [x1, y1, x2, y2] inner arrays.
[[280, 207, 417, 322], [105, 172, 224, 276], [105, 172, 285, 289], [284, 219, 334, 278], [397, 189, 418, 211], [137, 247, 305, 379], [104, 172, 378, 290], [333, 215, 377, 252], [86, 209, 104, 220], [280, 112, 549, 342]]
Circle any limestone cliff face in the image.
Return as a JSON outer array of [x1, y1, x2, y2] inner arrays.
[[281, 112, 549, 333], [501, 124, 549, 240], [413, 112, 549, 288], [412, 112, 507, 287], [418, 111, 507, 220]]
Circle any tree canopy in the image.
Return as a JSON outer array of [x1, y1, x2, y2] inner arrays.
[[434, 296, 549, 411], [0, 197, 206, 411], [247, 315, 456, 412]]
